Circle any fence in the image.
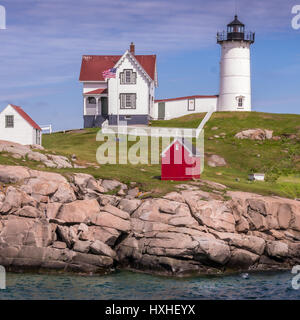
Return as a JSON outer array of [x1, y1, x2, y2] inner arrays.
[[40, 124, 52, 134], [101, 108, 215, 139]]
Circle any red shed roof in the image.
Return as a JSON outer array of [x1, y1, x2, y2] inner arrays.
[[85, 88, 108, 95], [79, 54, 156, 81], [162, 138, 201, 157], [10, 104, 41, 131], [155, 95, 218, 103]]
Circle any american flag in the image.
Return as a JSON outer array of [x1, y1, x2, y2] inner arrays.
[[102, 68, 117, 79]]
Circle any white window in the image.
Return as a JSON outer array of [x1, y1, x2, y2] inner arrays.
[[188, 99, 195, 111], [88, 97, 96, 104], [236, 96, 244, 108], [120, 93, 136, 109], [5, 115, 14, 128], [120, 69, 136, 85], [238, 98, 243, 107]]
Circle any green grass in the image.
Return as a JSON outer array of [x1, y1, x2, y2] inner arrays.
[[39, 129, 180, 195], [3, 111, 299, 198]]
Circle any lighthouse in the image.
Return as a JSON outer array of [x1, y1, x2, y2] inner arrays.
[[217, 15, 255, 112]]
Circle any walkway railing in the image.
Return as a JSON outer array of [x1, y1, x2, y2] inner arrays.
[[40, 124, 52, 134], [102, 119, 109, 128], [102, 108, 215, 139], [217, 31, 255, 43]]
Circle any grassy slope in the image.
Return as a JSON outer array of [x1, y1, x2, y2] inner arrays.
[[37, 112, 300, 198]]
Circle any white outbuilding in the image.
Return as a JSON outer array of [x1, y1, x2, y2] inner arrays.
[[154, 95, 218, 120], [248, 173, 265, 181], [0, 104, 42, 145]]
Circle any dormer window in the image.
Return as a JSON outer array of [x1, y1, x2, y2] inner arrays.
[[120, 69, 136, 84]]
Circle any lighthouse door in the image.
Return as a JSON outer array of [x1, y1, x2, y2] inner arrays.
[[158, 102, 165, 120]]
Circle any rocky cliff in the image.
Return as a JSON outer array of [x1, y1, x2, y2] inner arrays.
[[0, 165, 299, 276]]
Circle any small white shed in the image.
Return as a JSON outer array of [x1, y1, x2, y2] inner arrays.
[[0, 104, 42, 145], [248, 173, 265, 181]]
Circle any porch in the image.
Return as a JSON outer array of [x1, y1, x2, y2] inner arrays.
[[83, 93, 108, 117], [83, 89, 109, 128]]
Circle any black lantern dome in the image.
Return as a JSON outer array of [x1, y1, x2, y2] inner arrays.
[[217, 15, 255, 43], [227, 15, 245, 40]]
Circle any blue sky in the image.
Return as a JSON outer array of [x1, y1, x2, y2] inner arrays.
[[0, 0, 299, 131]]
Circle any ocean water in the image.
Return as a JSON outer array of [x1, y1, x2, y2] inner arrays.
[[0, 270, 299, 300]]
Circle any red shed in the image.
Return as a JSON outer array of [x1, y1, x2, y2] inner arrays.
[[161, 138, 201, 181]]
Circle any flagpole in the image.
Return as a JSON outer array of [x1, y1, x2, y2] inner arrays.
[[103, 68, 118, 126], [117, 68, 119, 127]]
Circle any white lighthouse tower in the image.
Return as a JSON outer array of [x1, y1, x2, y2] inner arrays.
[[217, 15, 255, 111]]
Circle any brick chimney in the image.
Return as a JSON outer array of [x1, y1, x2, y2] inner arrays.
[[130, 42, 135, 55]]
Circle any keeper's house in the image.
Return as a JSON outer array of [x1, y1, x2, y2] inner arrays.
[[0, 104, 42, 145], [79, 43, 157, 127]]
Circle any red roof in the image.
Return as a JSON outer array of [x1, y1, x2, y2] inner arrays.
[[155, 95, 218, 103], [10, 105, 41, 130], [79, 55, 156, 81], [135, 55, 156, 81], [85, 88, 108, 95], [162, 138, 201, 157]]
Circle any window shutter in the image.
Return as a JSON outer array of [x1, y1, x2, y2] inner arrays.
[[123, 94, 126, 108], [120, 72, 124, 84], [132, 72, 137, 84], [120, 94, 124, 109], [130, 94, 133, 108], [132, 94, 136, 108], [130, 72, 133, 84]]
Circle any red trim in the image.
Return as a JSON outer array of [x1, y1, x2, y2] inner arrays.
[[84, 88, 108, 95], [10, 105, 41, 131], [155, 95, 218, 103]]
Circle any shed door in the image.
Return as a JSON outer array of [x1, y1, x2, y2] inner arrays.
[[36, 130, 40, 145], [158, 102, 165, 120]]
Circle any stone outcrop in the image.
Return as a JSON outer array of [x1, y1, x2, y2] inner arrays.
[[0, 165, 299, 276], [235, 129, 273, 141], [207, 154, 227, 167], [0, 140, 73, 169]]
